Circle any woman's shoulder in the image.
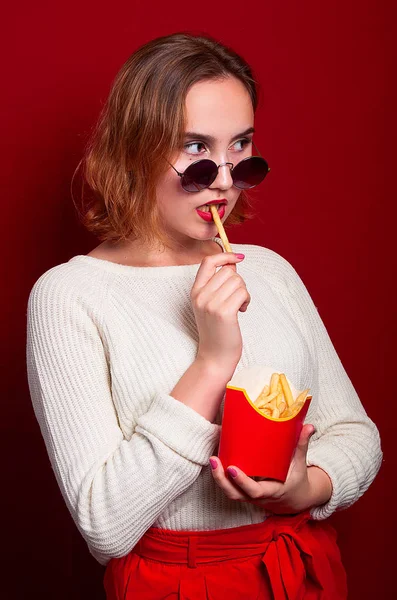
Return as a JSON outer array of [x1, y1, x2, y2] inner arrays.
[[232, 242, 299, 285], [28, 255, 110, 314]]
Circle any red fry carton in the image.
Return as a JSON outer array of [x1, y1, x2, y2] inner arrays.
[[218, 367, 311, 482]]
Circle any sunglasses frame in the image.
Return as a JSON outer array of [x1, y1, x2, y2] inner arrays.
[[169, 141, 270, 193]]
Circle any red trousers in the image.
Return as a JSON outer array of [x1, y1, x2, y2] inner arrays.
[[103, 512, 347, 599]]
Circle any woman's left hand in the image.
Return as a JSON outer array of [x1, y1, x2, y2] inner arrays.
[[209, 424, 332, 514]]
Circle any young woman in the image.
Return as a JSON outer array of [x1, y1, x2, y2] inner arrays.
[[27, 33, 382, 599]]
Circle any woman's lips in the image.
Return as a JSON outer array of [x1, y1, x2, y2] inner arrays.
[[196, 205, 226, 222]]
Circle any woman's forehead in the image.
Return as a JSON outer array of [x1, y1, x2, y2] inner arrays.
[[184, 78, 254, 140]]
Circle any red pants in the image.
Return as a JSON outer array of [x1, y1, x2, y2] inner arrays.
[[104, 512, 347, 599]]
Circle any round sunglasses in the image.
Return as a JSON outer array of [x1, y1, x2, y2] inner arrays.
[[169, 143, 270, 193]]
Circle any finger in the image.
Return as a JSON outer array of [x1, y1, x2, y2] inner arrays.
[[219, 286, 251, 317], [293, 424, 315, 466], [197, 266, 250, 312], [225, 465, 282, 500], [209, 457, 247, 501], [204, 275, 247, 310], [198, 263, 243, 298], [193, 253, 244, 291]]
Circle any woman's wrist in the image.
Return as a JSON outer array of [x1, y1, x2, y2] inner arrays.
[[194, 355, 236, 384], [170, 357, 231, 422], [307, 466, 333, 508]]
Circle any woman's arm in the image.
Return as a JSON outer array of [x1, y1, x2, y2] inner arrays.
[[263, 248, 383, 519], [26, 268, 220, 565], [211, 247, 382, 515]]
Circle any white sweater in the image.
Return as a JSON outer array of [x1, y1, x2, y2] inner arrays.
[[26, 238, 382, 565]]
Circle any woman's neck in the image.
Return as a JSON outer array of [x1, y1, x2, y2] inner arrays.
[[87, 237, 223, 268]]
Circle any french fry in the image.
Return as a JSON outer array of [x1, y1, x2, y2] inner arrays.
[[272, 407, 280, 418], [280, 407, 293, 418], [259, 384, 270, 397], [255, 391, 277, 409], [209, 206, 232, 252], [260, 397, 277, 411], [278, 401, 287, 416], [254, 384, 269, 406], [255, 396, 269, 408], [279, 373, 294, 407], [276, 391, 284, 408], [289, 400, 305, 417], [269, 373, 279, 395], [261, 407, 272, 417], [254, 395, 269, 407], [295, 388, 309, 405]]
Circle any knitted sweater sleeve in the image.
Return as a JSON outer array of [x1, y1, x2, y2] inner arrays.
[[26, 268, 220, 565], [257, 247, 382, 519]]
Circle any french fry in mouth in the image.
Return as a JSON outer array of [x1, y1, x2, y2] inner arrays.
[[209, 205, 232, 252]]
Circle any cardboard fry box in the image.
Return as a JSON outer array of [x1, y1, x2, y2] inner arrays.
[[218, 383, 311, 482]]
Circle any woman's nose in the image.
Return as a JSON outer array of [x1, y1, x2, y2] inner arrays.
[[209, 163, 234, 191]]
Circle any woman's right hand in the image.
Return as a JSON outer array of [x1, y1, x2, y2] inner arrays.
[[190, 253, 250, 378]]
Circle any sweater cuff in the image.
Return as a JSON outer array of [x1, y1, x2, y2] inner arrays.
[[306, 442, 358, 520], [136, 392, 221, 466]]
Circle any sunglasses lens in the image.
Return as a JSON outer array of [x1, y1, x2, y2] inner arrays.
[[181, 160, 218, 192], [232, 157, 269, 189]]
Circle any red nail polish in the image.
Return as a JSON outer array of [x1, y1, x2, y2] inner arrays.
[[235, 253, 245, 259], [227, 467, 238, 478], [209, 458, 217, 470]]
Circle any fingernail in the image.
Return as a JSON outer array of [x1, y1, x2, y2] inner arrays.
[[227, 467, 238, 478], [209, 458, 218, 470], [235, 253, 245, 259]]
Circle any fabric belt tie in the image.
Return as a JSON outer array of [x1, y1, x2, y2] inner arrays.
[[260, 523, 335, 599]]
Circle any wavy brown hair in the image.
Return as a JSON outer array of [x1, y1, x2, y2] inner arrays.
[[75, 32, 259, 248]]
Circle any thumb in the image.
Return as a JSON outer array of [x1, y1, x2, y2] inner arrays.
[[294, 424, 315, 465]]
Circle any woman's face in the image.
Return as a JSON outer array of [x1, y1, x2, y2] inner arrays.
[[156, 76, 255, 247]]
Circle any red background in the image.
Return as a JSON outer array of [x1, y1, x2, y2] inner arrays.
[[2, 1, 395, 598]]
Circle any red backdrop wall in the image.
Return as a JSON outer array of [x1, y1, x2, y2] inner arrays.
[[2, 1, 395, 598]]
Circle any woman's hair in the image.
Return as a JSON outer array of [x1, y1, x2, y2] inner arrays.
[[76, 32, 259, 247]]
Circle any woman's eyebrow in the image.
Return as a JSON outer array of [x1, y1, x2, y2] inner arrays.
[[184, 127, 255, 144]]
